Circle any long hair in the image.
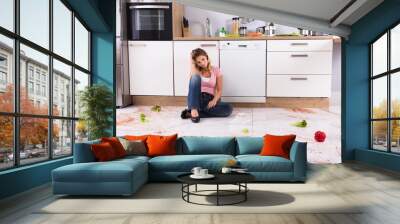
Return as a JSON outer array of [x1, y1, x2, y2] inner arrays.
[[191, 48, 212, 73]]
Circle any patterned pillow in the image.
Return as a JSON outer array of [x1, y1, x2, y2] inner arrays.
[[118, 137, 147, 156]]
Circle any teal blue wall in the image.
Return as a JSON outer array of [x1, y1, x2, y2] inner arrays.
[[92, 32, 116, 135], [0, 0, 116, 200], [0, 158, 72, 199], [344, 0, 400, 171]]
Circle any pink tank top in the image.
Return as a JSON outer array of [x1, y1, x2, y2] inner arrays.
[[200, 67, 221, 95]]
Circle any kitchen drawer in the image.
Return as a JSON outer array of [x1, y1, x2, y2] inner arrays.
[[267, 39, 333, 52], [267, 51, 332, 75], [267, 75, 331, 97]]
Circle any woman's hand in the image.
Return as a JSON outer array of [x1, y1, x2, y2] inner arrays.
[[190, 58, 199, 75], [207, 99, 218, 109]]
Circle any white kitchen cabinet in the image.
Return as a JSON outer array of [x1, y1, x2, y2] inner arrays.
[[173, 41, 219, 96], [128, 41, 173, 96], [267, 51, 332, 75], [267, 39, 333, 52], [266, 39, 333, 98], [267, 75, 331, 97], [220, 40, 266, 102]]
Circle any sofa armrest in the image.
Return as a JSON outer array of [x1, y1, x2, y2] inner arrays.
[[73, 140, 100, 163], [289, 141, 307, 182]]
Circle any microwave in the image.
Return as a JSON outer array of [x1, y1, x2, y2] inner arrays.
[[127, 2, 172, 40]]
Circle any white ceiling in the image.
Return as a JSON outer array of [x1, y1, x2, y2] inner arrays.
[[224, 0, 353, 22], [176, 0, 384, 37]]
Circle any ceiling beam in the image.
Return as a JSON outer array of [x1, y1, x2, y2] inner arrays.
[[176, 0, 351, 38], [330, 0, 368, 27]]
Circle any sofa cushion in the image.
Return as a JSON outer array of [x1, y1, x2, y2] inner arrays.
[[236, 137, 263, 155], [149, 154, 235, 172], [53, 159, 147, 183], [73, 140, 100, 163], [119, 138, 147, 156], [91, 142, 118, 162], [236, 155, 293, 172], [177, 136, 236, 155], [101, 137, 127, 158], [147, 134, 178, 157], [260, 134, 296, 159]]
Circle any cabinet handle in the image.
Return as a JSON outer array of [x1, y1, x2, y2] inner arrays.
[[130, 44, 147, 47], [200, 44, 217, 47], [291, 42, 308, 46], [238, 44, 247, 47], [130, 5, 170, 9], [291, 54, 308, 57], [290, 77, 308, 81]]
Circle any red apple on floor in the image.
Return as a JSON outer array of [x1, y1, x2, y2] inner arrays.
[[314, 131, 326, 142]]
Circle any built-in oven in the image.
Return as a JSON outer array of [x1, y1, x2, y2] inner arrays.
[[127, 2, 172, 40]]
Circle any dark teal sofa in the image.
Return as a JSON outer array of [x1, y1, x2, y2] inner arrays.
[[52, 136, 307, 196]]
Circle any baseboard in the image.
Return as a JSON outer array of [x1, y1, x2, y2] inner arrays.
[[131, 96, 330, 108]]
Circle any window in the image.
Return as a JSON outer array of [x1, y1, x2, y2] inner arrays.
[[28, 67, 34, 80], [0, 71, 7, 85], [53, 0, 72, 60], [35, 70, 41, 81], [0, 0, 14, 31], [0, 54, 7, 67], [36, 84, 40, 95], [74, 69, 89, 118], [370, 23, 400, 153], [52, 119, 72, 158], [0, 53, 8, 90], [19, 117, 49, 165], [0, 34, 14, 113], [0, 1, 91, 170], [0, 116, 13, 170], [42, 85, 46, 97], [53, 59, 72, 117], [20, 0, 49, 49], [28, 81, 34, 94], [75, 18, 90, 70]]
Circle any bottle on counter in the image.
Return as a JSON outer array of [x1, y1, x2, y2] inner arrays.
[[266, 22, 276, 36], [205, 18, 212, 37], [219, 27, 226, 37], [231, 17, 239, 36]]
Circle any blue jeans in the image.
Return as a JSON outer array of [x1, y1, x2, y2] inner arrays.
[[187, 74, 233, 118]]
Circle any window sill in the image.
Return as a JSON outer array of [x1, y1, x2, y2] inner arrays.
[[0, 156, 72, 176]]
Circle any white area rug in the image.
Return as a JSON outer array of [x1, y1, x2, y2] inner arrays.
[[38, 183, 361, 214]]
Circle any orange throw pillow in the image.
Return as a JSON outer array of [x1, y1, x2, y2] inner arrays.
[[101, 137, 127, 158], [259, 134, 296, 159], [91, 142, 117, 162], [146, 134, 178, 157]]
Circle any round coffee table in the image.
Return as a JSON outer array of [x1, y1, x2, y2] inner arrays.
[[177, 173, 255, 206]]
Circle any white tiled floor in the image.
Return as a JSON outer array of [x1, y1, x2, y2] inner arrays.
[[117, 93, 341, 164]]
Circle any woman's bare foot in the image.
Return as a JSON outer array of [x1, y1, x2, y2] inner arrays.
[[190, 109, 200, 123], [191, 109, 199, 118]]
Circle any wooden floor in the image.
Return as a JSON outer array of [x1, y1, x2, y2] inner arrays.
[[1, 162, 400, 224]]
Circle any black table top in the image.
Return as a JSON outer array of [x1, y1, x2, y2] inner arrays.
[[177, 172, 255, 185]]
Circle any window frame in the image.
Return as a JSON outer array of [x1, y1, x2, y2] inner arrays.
[[0, 0, 92, 171], [370, 21, 400, 154]]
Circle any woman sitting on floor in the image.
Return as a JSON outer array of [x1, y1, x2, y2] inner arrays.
[[181, 48, 233, 123]]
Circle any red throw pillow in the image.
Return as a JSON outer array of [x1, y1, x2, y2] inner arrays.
[[146, 134, 178, 157], [101, 137, 127, 158], [91, 142, 117, 162], [259, 134, 296, 159]]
